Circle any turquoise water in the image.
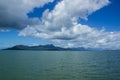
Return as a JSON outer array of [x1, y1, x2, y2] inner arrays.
[[0, 50, 120, 80]]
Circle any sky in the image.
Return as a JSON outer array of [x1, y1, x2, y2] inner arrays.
[[0, 0, 120, 49]]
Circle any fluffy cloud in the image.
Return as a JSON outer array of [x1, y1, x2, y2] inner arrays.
[[19, 22, 120, 49], [0, 0, 53, 29], [19, 0, 120, 49], [1, 0, 120, 49]]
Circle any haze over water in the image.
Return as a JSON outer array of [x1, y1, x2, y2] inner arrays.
[[0, 50, 120, 80]]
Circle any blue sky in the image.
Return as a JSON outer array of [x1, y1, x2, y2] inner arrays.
[[27, 0, 60, 19], [86, 0, 120, 31], [0, 30, 52, 49], [0, 0, 120, 49]]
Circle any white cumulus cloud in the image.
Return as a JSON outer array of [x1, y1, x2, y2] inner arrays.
[[18, 0, 120, 49]]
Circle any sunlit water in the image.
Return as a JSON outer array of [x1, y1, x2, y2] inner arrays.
[[0, 50, 120, 80]]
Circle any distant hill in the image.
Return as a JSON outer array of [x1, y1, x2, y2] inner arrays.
[[4, 44, 88, 51]]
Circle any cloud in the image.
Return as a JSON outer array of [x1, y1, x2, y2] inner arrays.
[[0, 0, 53, 29], [19, 23, 120, 49], [1, 0, 120, 49], [19, 0, 120, 49], [20, 0, 110, 33], [0, 29, 10, 32]]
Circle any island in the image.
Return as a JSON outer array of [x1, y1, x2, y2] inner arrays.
[[4, 44, 88, 51]]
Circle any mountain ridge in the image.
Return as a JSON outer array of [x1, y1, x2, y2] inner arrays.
[[3, 44, 88, 51]]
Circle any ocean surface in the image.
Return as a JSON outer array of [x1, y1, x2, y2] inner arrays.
[[0, 50, 120, 80]]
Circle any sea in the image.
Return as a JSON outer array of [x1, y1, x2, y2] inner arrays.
[[0, 50, 120, 80]]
